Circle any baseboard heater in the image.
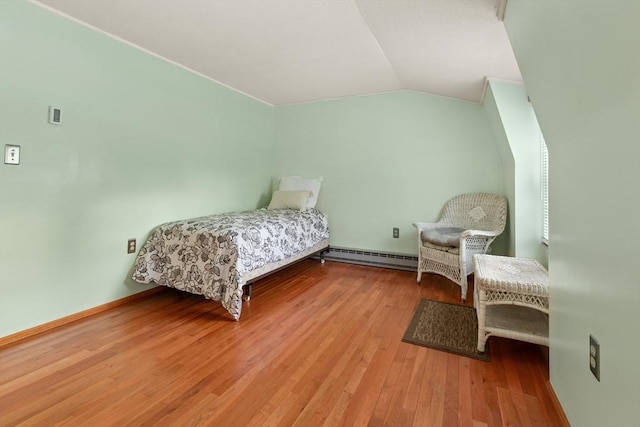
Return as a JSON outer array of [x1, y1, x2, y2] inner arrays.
[[316, 246, 418, 272]]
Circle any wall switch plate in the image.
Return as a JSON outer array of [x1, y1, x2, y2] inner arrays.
[[127, 239, 137, 254], [48, 106, 62, 125], [393, 227, 399, 238], [589, 335, 600, 381], [4, 145, 20, 165]]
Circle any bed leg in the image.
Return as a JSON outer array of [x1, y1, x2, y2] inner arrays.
[[320, 248, 328, 264], [243, 284, 252, 302]]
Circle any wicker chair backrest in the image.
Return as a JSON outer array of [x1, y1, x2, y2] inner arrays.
[[439, 193, 507, 233]]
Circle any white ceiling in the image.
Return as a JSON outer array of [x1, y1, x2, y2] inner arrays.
[[32, 0, 522, 106]]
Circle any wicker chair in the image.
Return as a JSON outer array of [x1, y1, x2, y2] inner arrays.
[[413, 193, 507, 301]]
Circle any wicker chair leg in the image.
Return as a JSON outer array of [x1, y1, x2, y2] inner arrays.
[[460, 278, 468, 302], [417, 271, 422, 284]]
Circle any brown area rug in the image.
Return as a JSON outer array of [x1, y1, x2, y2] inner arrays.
[[402, 298, 489, 361]]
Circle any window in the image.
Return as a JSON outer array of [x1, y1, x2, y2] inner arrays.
[[541, 134, 549, 243]]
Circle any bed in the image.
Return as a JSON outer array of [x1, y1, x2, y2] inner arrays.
[[131, 177, 329, 320]]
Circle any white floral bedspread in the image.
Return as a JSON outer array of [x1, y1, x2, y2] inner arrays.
[[132, 208, 330, 319]]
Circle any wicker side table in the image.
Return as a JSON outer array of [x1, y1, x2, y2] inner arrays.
[[473, 254, 549, 352]]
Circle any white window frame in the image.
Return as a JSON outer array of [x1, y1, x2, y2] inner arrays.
[[541, 134, 549, 244]]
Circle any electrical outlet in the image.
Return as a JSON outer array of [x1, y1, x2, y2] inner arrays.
[[4, 145, 20, 165], [393, 227, 399, 238], [589, 335, 600, 381], [127, 238, 136, 254]]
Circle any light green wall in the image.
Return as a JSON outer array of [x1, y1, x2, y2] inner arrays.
[[505, 1, 640, 426], [484, 80, 546, 265], [483, 84, 516, 256], [275, 91, 506, 255], [0, 1, 275, 337]]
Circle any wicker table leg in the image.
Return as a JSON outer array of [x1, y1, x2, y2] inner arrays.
[[475, 287, 489, 352]]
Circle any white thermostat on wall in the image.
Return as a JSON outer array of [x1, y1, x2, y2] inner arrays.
[[48, 106, 62, 125]]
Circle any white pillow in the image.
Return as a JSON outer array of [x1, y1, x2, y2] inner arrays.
[[278, 176, 323, 208], [267, 190, 310, 211]]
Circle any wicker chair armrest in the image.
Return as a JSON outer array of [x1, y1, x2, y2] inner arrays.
[[460, 229, 499, 239]]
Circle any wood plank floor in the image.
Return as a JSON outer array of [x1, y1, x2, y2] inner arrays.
[[0, 260, 565, 426]]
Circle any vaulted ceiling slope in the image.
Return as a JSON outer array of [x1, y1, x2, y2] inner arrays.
[[33, 0, 522, 106]]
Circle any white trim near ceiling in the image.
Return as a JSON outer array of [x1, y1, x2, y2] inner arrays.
[[275, 89, 407, 108], [404, 89, 484, 105], [496, 0, 508, 21], [28, 0, 274, 107], [278, 87, 497, 108], [480, 77, 490, 105], [480, 76, 525, 104]]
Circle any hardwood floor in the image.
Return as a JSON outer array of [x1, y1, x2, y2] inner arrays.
[[0, 260, 565, 426]]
